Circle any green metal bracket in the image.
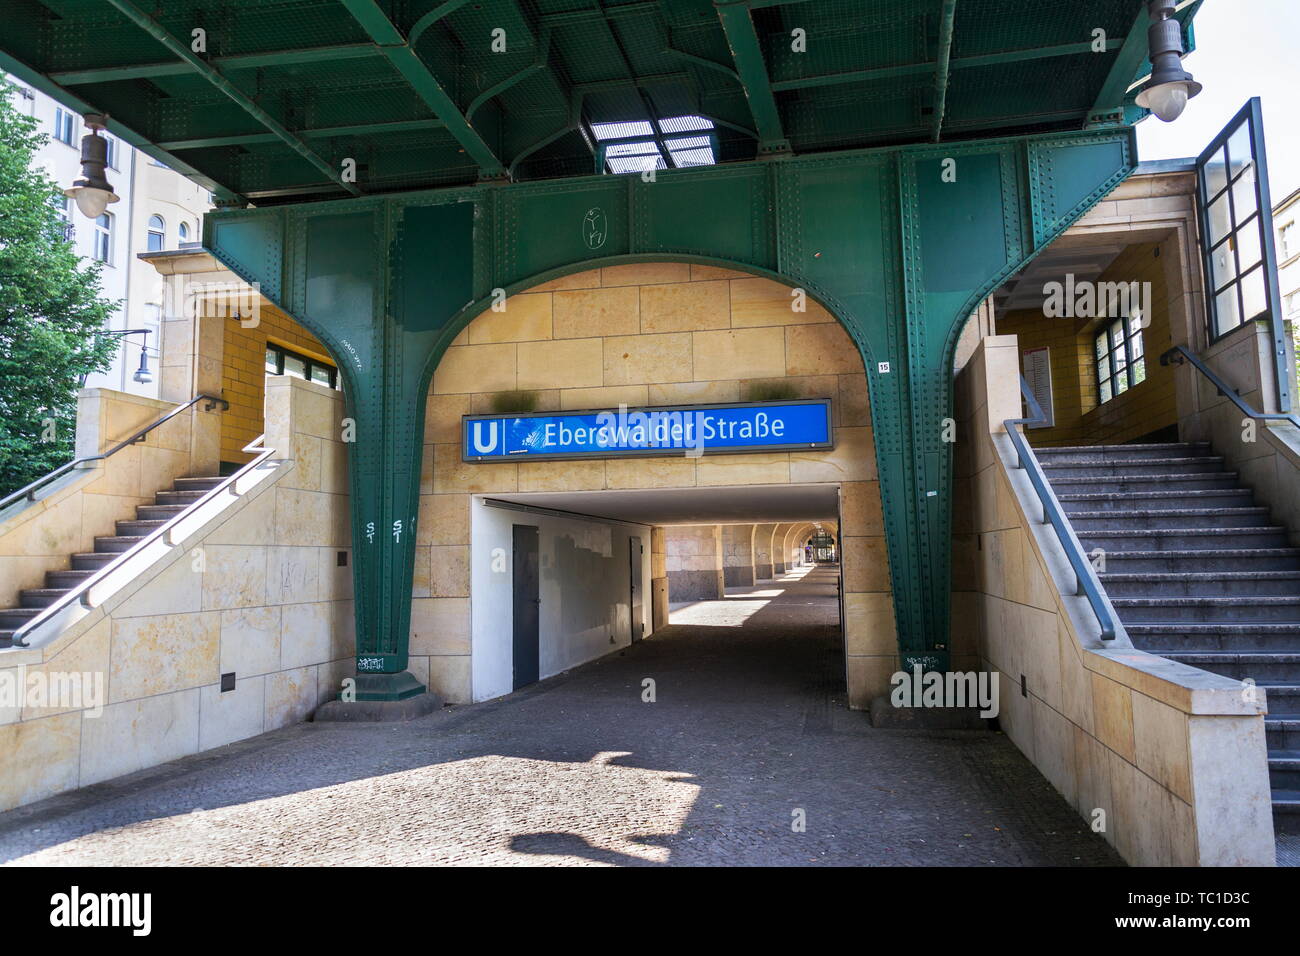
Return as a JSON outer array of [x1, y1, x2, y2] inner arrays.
[[338, 0, 507, 179], [713, 0, 791, 155], [206, 127, 1134, 695]]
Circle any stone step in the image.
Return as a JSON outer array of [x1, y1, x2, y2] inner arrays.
[[1035, 442, 1211, 463], [154, 489, 207, 505], [44, 568, 97, 590], [0, 606, 41, 629], [1048, 472, 1241, 493], [70, 552, 117, 571], [135, 503, 187, 522], [1113, 596, 1300, 624], [1070, 507, 1270, 531], [1039, 456, 1227, 478], [1273, 788, 1300, 815], [0, 630, 13, 649], [1098, 571, 1300, 598], [172, 476, 225, 492], [92, 535, 147, 553], [1259, 684, 1300, 716], [1270, 752, 1300, 791], [1163, 653, 1300, 684], [1129, 624, 1300, 653], [1078, 527, 1291, 552], [114, 518, 166, 537], [19, 587, 71, 609], [1271, 720, 1300, 752], [1101, 549, 1300, 574], [1058, 488, 1254, 511]]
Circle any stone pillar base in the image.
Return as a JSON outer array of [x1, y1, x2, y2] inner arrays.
[[315, 690, 442, 722]]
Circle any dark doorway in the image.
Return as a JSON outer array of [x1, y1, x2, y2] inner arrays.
[[512, 524, 540, 689], [629, 537, 644, 642]]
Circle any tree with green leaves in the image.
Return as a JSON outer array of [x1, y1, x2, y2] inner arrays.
[[0, 81, 119, 498]]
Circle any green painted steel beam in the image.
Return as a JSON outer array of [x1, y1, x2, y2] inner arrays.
[[407, 0, 476, 46], [101, 0, 362, 197], [771, 39, 1124, 93], [338, 0, 505, 178], [467, 28, 550, 123], [713, 0, 789, 154], [48, 43, 379, 85], [157, 119, 446, 152], [931, 0, 958, 142], [1089, 3, 1151, 122], [205, 125, 1134, 698]]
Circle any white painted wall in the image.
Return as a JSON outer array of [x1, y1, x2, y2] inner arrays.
[[471, 499, 653, 702]]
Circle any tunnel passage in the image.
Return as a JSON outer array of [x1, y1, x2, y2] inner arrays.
[[419, 263, 891, 706]]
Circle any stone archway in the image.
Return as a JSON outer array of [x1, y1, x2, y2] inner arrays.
[[415, 261, 894, 706]]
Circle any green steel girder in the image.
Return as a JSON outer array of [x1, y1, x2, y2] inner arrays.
[[338, 0, 506, 178], [931, 0, 959, 142], [204, 126, 1135, 695], [100, 0, 363, 198], [713, 0, 790, 154], [47, 42, 381, 85]]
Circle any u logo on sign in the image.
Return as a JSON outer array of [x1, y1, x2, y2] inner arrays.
[[471, 420, 500, 454]]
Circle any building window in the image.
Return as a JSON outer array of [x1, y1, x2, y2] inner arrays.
[[265, 342, 338, 390], [52, 195, 74, 241], [93, 212, 112, 263], [179, 221, 190, 242], [53, 107, 76, 146], [8, 84, 35, 116], [146, 214, 165, 252], [1095, 315, 1146, 404], [1197, 105, 1277, 341], [104, 135, 118, 170], [1281, 221, 1296, 261]]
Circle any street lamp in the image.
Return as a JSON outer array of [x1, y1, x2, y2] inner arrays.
[[63, 114, 120, 219], [1135, 0, 1202, 122], [79, 329, 154, 387]]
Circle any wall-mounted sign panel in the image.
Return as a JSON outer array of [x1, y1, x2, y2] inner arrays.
[[463, 400, 833, 462]]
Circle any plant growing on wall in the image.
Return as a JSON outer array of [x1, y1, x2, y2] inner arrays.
[[490, 389, 539, 413], [744, 381, 801, 402], [0, 81, 118, 498]]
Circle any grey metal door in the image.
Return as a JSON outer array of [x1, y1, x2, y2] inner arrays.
[[629, 537, 643, 642], [512, 524, 540, 689]]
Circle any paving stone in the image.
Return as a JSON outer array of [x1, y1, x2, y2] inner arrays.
[[0, 567, 1120, 866]]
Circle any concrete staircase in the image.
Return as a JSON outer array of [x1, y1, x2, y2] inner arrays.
[[0, 476, 223, 648], [1038, 441, 1299, 834]]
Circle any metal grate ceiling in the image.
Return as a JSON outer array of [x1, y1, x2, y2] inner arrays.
[[0, 0, 1203, 205]]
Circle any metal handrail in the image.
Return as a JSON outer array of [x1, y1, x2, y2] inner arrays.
[[0, 393, 229, 513], [8, 434, 278, 649], [1003, 377, 1119, 641], [1160, 345, 1300, 430]]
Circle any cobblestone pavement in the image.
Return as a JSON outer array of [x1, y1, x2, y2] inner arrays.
[[0, 565, 1121, 866]]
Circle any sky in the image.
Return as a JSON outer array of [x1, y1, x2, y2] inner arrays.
[[1136, 0, 1300, 204]]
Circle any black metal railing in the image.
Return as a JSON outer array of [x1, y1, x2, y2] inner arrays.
[[0, 393, 228, 513], [1003, 377, 1120, 641], [1160, 344, 1300, 430]]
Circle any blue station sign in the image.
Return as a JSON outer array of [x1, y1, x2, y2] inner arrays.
[[462, 399, 833, 461]]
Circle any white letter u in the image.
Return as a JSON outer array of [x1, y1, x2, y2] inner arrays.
[[472, 420, 499, 453]]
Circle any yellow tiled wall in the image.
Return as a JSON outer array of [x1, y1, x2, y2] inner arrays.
[[420, 262, 892, 706], [998, 242, 1177, 447], [221, 303, 335, 465]]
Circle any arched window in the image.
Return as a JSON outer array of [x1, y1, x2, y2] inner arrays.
[[179, 221, 190, 242], [147, 215, 165, 252]]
